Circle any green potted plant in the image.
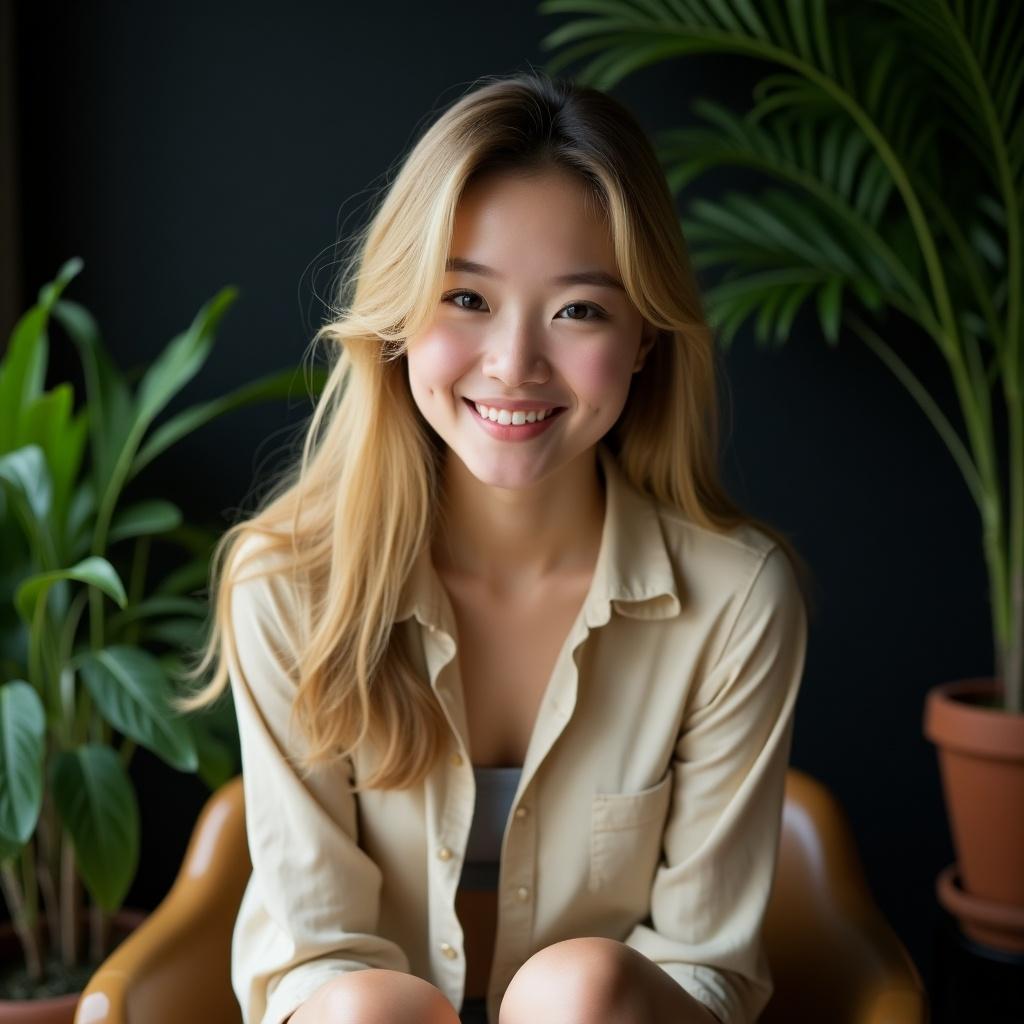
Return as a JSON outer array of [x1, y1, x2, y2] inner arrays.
[[538, 0, 1023, 952], [0, 257, 323, 1018]]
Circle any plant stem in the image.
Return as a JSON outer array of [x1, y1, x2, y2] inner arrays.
[[126, 536, 151, 648], [1008, 565, 1023, 713], [89, 902, 111, 964], [59, 827, 79, 965], [88, 585, 104, 651], [1004, 287, 1023, 713], [0, 859, 43, 981], [34, 786, 61, 965], [73, 681, 93, 745]]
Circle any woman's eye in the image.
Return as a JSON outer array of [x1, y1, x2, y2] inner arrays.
[[558, 302, 605, 322], [443, 289, 488, 312], [441, 290, 606, 321]]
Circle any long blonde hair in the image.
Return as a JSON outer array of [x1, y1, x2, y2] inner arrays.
[[174, 70, 817, 792]]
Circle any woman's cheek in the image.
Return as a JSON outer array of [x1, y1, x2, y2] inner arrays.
[[567, 343, 634, 411], [408, 327, 476, 396]]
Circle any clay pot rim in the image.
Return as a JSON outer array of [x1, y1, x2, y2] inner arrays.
[[923, 677, 1023, 759], [937, 863, 1024, 930], [0, 907, 147, 1009], [0, 989, 80, 1010]]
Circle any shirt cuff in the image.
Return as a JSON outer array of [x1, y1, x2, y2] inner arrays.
[[262, 960, 372, 1024], [654, 961, 741, 1024]]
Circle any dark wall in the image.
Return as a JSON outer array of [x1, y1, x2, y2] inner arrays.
[[12, 0, 995, 1010]]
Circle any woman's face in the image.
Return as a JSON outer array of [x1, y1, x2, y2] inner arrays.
[[405, 167, 651, 491]]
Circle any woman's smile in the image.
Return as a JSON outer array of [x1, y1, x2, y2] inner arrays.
[[463, 396, 568, 442]]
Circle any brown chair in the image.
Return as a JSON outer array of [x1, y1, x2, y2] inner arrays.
[[75, 768, 928, 1023]]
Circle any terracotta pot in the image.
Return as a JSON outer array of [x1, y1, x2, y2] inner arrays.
[[0, 908, 147, 1022], [923, 676, 1024, 954]]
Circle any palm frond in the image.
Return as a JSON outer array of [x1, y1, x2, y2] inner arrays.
[[657, 100, 938, 324], [538, 0, 846, 90], [683, 188, 897, 347], [873, 0, 1024, 198]]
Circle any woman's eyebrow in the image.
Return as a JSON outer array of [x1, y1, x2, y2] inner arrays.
[[445, 256, 625, 292]]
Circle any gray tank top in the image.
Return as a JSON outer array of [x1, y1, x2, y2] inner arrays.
[[458, 765, 523, 890]]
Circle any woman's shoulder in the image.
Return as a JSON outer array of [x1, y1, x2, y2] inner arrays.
[[227, 529, 305, 637], [653, 504, 800, 610]]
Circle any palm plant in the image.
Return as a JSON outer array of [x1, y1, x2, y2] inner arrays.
[[538, 0, 1023, 714]]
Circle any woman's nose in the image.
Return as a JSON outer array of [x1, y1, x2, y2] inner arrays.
[[483, 318, 549, 386]]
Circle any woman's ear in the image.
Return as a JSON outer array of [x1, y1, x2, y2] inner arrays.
[[632, 325, 658, 374]]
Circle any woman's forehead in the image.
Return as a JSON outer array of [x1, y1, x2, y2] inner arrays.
[[450, 172, 614, 268]]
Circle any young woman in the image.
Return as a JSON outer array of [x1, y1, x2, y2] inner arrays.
[[178, 71, 814, 1024]]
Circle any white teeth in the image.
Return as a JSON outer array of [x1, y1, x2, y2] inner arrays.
[[473, 401, 556, 425]]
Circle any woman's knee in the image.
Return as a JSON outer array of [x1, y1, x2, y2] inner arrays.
[[499, 937, 635, 1022], [290, 968, 460, 1024]]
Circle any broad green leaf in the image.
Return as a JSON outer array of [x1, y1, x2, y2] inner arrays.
[[108, 501, 183, 544], [153, 559, 210, 597], [0, 681, 46, 851], [107, 595, 206, 634], [0, 446, 51, 524], [66, 479, 97, 560], [76, 646, 198, 772], [0, 516, 31, 678], [18, 388, 88, 557], [134, 287, 238, 429], [0, 309, 47, 453], [178, 689, 240, 790], [140, 618, 205, 648], [80, 288, 237, 554], [52, 745, 138, 911], [50, 299, 134, 500], [15, 556, 126, 623], [0, 258, 80, 452], [189, 716, 240, 791], [130, 365, 327, 480]]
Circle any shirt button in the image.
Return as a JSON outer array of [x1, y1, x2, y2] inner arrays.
[[438, 846, 453, 861], [428, 623, 437, 633], [514, 806, 529, 820], [440, 942, 458, 959], [450, 752, 464, 766], [515, 886, 530, 901]]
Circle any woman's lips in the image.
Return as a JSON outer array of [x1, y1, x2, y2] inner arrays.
[[463, 397, 567, 441]]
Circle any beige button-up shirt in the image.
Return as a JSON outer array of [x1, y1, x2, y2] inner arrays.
[[228, 442, 809, 1024]]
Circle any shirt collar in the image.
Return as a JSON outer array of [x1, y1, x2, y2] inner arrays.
[[396, 441, 683, 634]]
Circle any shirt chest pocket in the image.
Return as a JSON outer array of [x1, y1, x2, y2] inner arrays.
[[589, 768, 674, 894]]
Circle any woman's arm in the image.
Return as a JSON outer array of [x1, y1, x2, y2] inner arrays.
[[227, 536, 411, 1024], [623, 544, 809, 1024]]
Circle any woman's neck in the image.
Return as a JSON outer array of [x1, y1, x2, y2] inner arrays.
[[431, 447, 606, 593]]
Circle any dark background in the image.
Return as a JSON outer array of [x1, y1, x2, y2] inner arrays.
[[5, 0, 1017, 1019]]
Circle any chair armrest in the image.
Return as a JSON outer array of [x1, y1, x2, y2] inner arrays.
[[75, 776, 251, 1024]]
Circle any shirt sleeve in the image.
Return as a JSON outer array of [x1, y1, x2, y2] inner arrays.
[[225, 537, 411, 1024], [622, 544, 809, 1024]]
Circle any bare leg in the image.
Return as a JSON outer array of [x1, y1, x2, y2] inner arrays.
[[287, 968, 461, 1024], [498, 937, 721, 1024]]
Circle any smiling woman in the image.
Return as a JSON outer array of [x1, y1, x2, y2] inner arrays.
[[174, 70, 815, 1024]]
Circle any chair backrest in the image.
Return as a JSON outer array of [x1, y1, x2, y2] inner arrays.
[[761, 769, 928, 1023], [77, 769, 927, 1023]]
